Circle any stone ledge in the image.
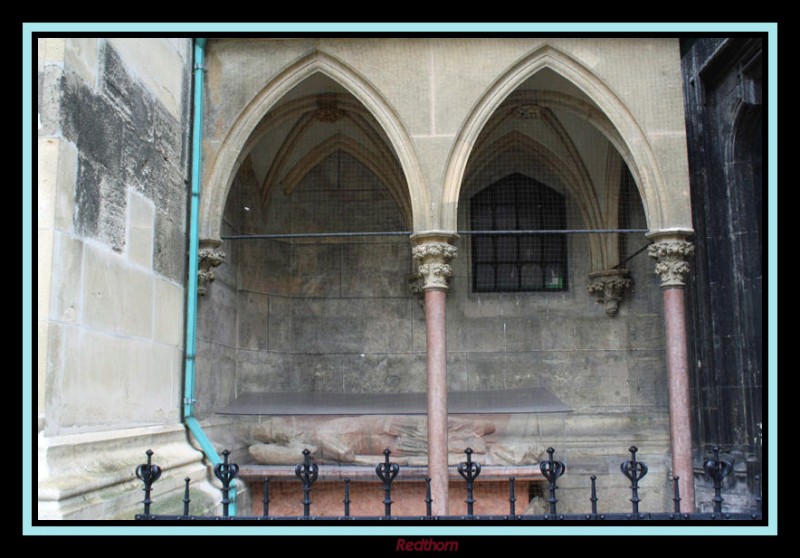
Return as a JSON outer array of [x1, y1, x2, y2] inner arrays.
[[37, 423, 226, 520]]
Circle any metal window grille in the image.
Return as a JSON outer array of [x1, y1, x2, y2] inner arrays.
[[470, 173, 568, 292]]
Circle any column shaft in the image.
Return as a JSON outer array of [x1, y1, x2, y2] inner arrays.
[[663, 287, 695, 510], [425, 289, 449, 515]]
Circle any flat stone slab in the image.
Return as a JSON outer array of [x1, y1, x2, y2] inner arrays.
[[216, 388, 571, 416]]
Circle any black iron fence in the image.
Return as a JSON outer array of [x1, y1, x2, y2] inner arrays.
[[134, 445, 762, 521]]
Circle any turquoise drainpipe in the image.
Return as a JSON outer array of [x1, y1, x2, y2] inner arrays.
[[183, 37, 237, 516]]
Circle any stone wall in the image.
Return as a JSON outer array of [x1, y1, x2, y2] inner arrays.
[[37, 38, 219, 519]]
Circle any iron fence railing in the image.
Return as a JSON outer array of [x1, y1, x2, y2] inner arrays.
[[134, 445, 762, 521]]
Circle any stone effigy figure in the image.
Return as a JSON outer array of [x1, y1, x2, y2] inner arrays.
[[247, 415, 546, 466]]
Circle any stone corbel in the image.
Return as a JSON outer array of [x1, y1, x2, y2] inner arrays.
[[647, 237, 695, 288], [587, 269, 633, 317], [198, 239, 226, 296], [410, 233, 458, 292]]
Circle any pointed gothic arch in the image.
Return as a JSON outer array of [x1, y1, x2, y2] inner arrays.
[[442, 44, 672, 234], [200, 51, 427, 242]]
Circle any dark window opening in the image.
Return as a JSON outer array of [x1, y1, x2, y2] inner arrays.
[[470, 173, 567, 292]]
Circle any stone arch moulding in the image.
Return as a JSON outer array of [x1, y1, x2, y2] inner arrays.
[[441, 43, 669, 234], [199, 50, 429, 243]]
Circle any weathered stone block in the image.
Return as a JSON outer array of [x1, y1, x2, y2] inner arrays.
[[51, 232, 83, 323], [38, 321, 48, 415], [574, 316, 628, 350], [153, 102, 184, 173], [570, 351, 631, 408], [73, 154, 127, 251], [235, 348, 285, 394], [153, 212, 186, 284], [39, 38, 65, 64], [287, 243, 341, 297], [106, 38, 187, 120], [61, 71, 124, 171], [465, 353, 507, 390], [454, 317, 506, 352], [539, 314, 579, 351], [154, 279, 184, 347], [38, 71, 43, 121], [38, 230, 53, 321], [242, 352, 343, 393], [503, 317, 543, 352], [342, 353, 426, 393], [100, 42, 154, 138], [196, 277, 236, 347], [194, 341, 237, 418], [269, 297, 412, 353], [503, 352, 546, 389], [97, 171, 127, 252], [72, 154, 101, 238], [446, 352, 469, 391], [239, 239, 290, 294], [126, 191, 154, 268], [340, 241, 411, 298], [82, 244, 153, 338], [53, 327, 127, 429], [124, 342, 181, 423], [627, 314, 665, 350], [38, 138, 59, 229], [121, 123, 159, 199], [152, 170, 187, 224], [65, 38, 98, 87], [628, 351, 668, 406], [237, 290, 270, 350]]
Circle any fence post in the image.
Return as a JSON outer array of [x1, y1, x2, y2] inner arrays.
[[620, 446, 648, 516], [262, 478, 270, 517], [343, 478, 351, 518], [703, 445, 733, 514], [508, 477, 516, 518], [425, 477, 433, 519], [213, 449, 239, 518], [458, 448, 481, 517], [295, 449, 319, 518], [539, 447, 565, 516], [182, 477, 191, 517], [375, 448, 399, 518], [135, 449, 162, 516]]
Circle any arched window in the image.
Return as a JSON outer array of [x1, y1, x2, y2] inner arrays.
[[470, 173, 567, 292]]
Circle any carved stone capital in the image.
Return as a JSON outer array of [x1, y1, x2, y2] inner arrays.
[[587, 269, 633, 317], [418, 262, 454, 290], [411, 242, 458, 262], [410, 233, 458, 292], [647, 240, 694, 288], [198, 240, 226, 296]]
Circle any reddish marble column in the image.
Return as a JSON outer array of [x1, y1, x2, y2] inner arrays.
[[662, 287, 695, 510], [425, 289, 449, 515], [411, 233, 458, 516], [648, 236, 696, 511]]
